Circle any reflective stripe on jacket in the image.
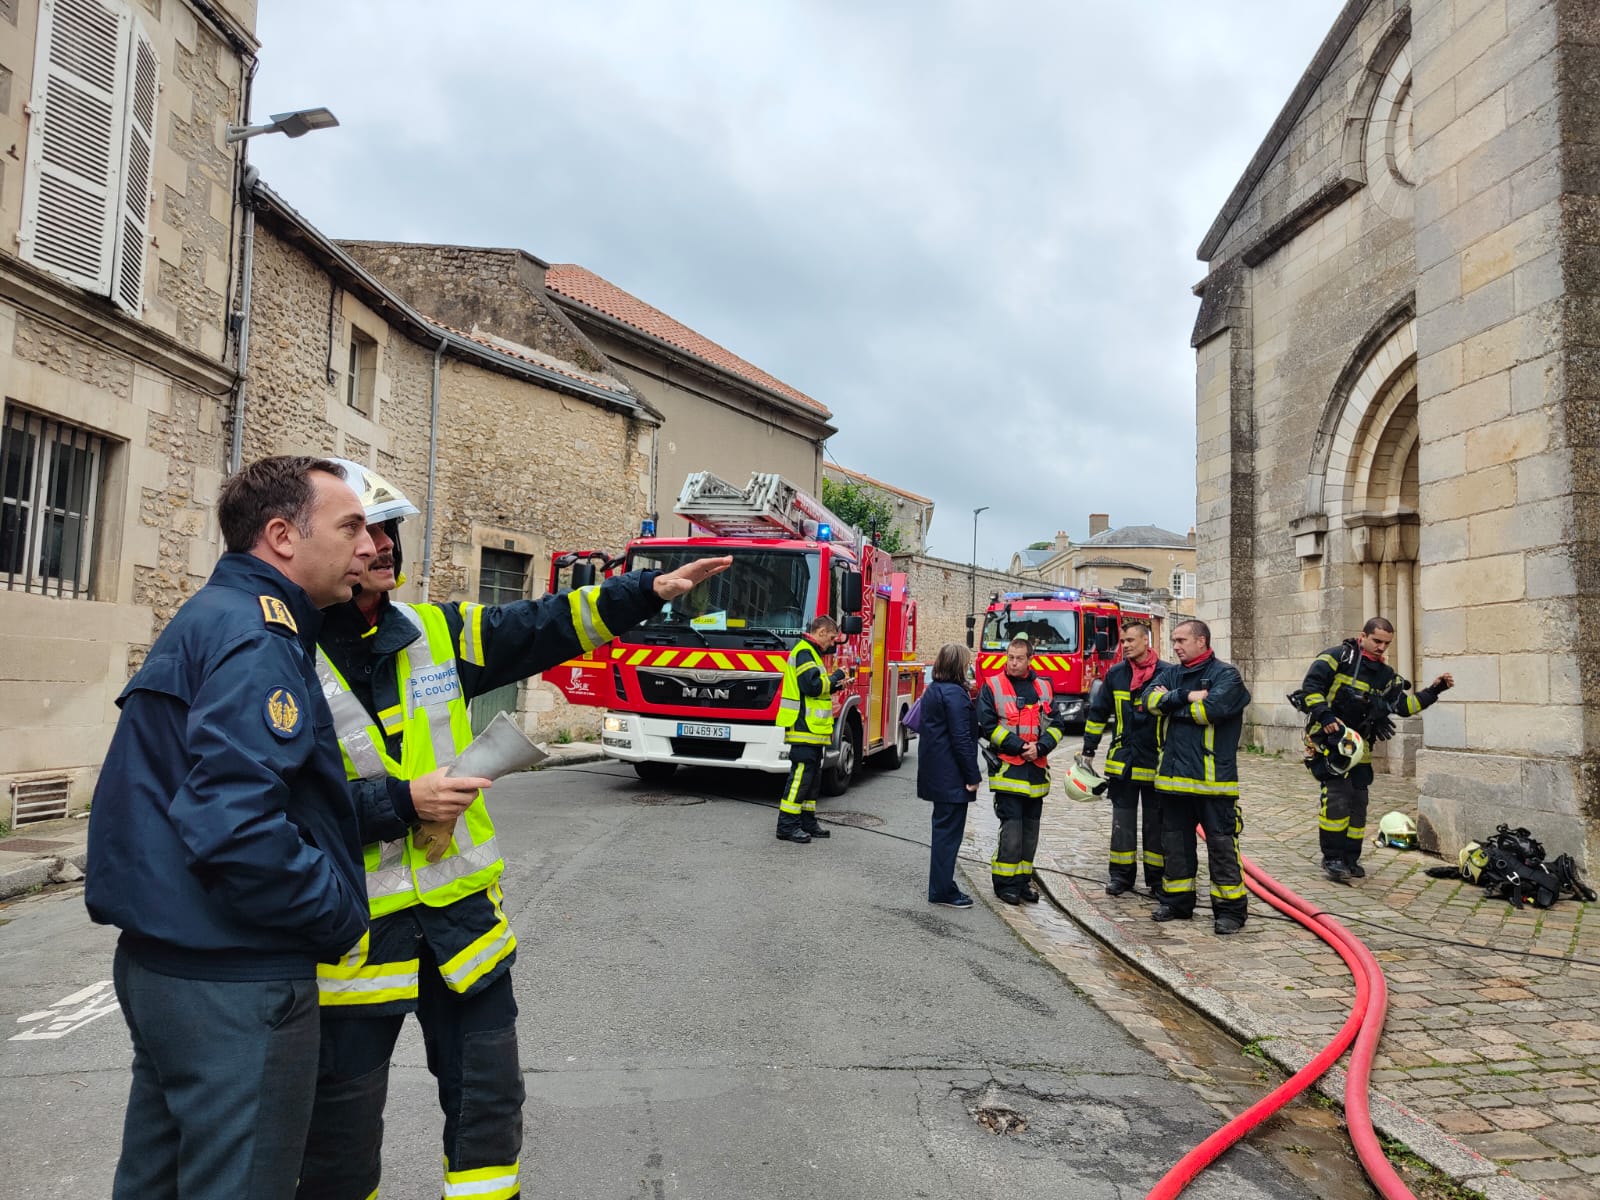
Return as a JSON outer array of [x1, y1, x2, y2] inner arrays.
[[1145, 656, 1252, 797], [1081, 656, 1168, 781], [777, 637, 835, 745]]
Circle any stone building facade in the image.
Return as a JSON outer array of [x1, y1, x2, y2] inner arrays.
[[244, 185, 658, 739], [0, 0, 256, 824], [1193, 0, 1600, 861], [339, 243, 835, 519]]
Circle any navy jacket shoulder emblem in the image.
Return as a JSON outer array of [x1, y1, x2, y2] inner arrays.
[[265, 686, 303, 738], [260, 595, 299, 634]]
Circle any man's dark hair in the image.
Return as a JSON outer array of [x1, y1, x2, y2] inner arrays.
[[1363, 616, 1395, 635], [1122, 620, 1152, 637], [1175, 618, 1211, 647], [218, 456, 346, 554], [807, 614, 840, 635], [932, 642, 970, 683]]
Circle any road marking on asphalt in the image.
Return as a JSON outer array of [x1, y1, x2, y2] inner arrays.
[[11, 980, 118, 1041]]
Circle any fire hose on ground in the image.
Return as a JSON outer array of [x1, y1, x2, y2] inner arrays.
[[1144, 836, 1415, 1200]]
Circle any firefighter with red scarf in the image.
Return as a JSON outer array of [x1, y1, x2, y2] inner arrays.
[[1144, 619, 1252, 935], [1081, 619, 1168, 896], [977, 636, 1068, 904]]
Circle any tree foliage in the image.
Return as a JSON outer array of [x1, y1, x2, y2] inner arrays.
[[1027, 540, 1054, 550], [820, 477, 908, 554]]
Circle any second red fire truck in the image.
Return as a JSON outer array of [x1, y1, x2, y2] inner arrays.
[[546, 471, 923, 795]]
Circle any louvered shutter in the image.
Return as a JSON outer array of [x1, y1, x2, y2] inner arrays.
[[111, 20, 157, 315], [18, 0, 130, 295]]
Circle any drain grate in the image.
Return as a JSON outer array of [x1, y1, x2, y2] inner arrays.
[[11, 776, 70, 826], [819, 811, 884, 828], [631, 792, 707, 806], [0, 838, 70, 854]]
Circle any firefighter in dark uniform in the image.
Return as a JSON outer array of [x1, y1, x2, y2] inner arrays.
[[977, 636, 1068, 903], [1298, 616, 1453, 883], [1082, 618, 1168, 896], [298, 461, 729, 1200], [775, 614, 846, 843], [85, 456, 374, 1200], [1145, 619, 1253, 935]]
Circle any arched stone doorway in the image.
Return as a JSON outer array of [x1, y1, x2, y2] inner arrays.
[[1303, 310, 1422, 768]]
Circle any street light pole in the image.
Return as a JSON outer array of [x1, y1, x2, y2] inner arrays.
[[969, 506, 989, 642]]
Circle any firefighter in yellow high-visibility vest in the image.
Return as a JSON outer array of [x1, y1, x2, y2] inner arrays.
[[297, 459, 728, 1200], [775, 614, 846, 844]]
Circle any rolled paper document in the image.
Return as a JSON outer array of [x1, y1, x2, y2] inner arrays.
[[415, 714, 549, 862]]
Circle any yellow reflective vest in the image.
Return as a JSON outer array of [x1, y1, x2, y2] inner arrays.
[[776, 637, 835, 745], [316, 603, 503, 917]]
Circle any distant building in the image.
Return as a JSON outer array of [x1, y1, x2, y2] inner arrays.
[[821, 464, 934, 553], [1010, 519, 1196, 597]]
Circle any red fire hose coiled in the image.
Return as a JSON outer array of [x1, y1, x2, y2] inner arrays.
[[1141, 844, 1417, 1200]]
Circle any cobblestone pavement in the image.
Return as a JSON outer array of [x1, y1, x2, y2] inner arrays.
[[961, 754, 1600, 1200]]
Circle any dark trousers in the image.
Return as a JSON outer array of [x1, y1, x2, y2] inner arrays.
[[111, 943, 319, 1200], [991, 792, 1043, 895], [1108, 776, 1164, 890], [297, 965, 523, 1200], [1319, 765, 1373, 866], [777, 743, 823, 834], [1158, 792, 1248, 922], [927, 800, 970, 901]]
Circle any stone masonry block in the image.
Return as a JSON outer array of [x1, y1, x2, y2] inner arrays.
[[1416, 182, 1509, 276], [1420, 432, 1467, 484], [1421, 515, 1469, 562], [1525, 546, 1577, 599], [1421, 552, 1525, 606], [1465, 596, 1572, 654], [1420, 463, 1515, 519], [1509, 355, 1560, 414], [1515, 451, 1573, 504], [1466, 409, 1553, 469], [1468, 702, 1581, 757], [1422, 606, 1468, 655], [1437, 653, 1502, 701], [1420, 700, 1468, 747], [1421, 373, 1513, 439], [1500, 653, 1550, 704]]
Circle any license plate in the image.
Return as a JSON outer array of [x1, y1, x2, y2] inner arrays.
[[677, 722, 731, 739]]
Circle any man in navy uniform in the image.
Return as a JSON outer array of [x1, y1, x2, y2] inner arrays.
[[86, 456, 375, 1200]]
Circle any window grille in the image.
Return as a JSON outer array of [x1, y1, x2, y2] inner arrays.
[[478, 549, 529, 606], [1, 406, 104, 598]]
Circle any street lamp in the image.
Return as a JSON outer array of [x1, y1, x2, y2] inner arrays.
[[969, 506, 989, 646], [225, 106, 340, 144]]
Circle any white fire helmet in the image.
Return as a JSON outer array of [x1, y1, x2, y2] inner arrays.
[[329, 458, 419, 525]]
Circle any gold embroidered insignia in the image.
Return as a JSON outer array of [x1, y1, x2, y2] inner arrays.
[[265, 687, 302, 737], [260, 596, 298, 633]]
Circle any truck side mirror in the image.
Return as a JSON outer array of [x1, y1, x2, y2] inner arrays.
[[842, 570, 864, 613], [839, 614, 863, 635], [965, 613, 975, 649], [570, 562, 596, 588]]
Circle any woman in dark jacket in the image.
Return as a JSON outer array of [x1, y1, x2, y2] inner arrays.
[[917, 643, 982, 907]]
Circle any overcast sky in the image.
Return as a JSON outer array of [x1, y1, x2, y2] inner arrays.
[[247, 0, 1339, 567]]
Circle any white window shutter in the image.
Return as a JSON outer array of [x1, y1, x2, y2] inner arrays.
[[18, 0, 130, 296], [111, 19, 158, 315]]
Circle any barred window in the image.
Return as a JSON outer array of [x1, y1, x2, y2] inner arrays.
[[1, 406, 105, 597], [478, 548, 529, 606], [1170, 568, 1185, 597]]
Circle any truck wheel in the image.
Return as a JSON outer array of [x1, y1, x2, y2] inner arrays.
[[633, 761, 678, 784], [883, 713, 911, 770], [822, 717, 861, 796]]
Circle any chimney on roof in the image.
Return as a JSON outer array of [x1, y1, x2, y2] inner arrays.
[[1054, 529, 1070, 551], [1187, 526, 1196, 546], [1089, 513, 1110, 537]]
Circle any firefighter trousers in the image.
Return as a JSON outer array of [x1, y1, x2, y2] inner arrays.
[[778, 744, 823, 835], [1108, 777, 1163, 890], [1319, 764, 1373, 867], [992, 793, 1043, 895], [1158, 791, 1248, 923], [297, 961, 524, 1200]]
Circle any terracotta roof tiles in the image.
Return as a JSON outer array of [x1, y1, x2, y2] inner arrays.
[[545, 264, 829, 416]]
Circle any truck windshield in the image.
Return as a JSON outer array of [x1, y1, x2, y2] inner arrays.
[[626, 547, 821, 643], [981, 608, 1080, 653]]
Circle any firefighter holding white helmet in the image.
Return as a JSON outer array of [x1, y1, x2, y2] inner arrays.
[[1297, 617, 1453, 885], [1081, 618, 1170, 897], [298, 458, 729, 1200]]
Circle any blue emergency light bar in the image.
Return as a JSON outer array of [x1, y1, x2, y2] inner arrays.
[[1000, 589, 1079, 601], [640, 517, 656, 536], [817, 523, 832, 541]]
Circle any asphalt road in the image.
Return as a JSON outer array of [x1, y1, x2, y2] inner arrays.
[[0, 755, 1318, 1199]]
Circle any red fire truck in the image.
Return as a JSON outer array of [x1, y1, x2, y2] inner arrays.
[[970, 587, 1165, 728], [546, 471, 923, 794]]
